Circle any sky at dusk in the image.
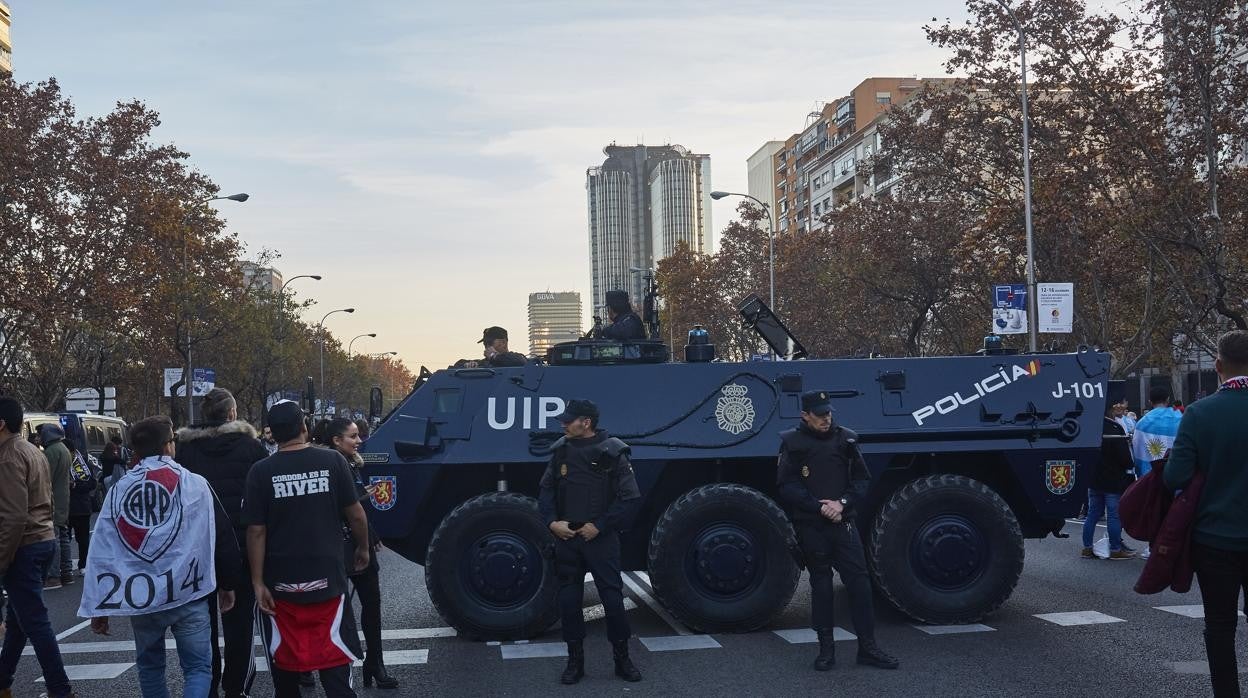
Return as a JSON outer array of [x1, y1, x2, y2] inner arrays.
[[10, 0, 973, 370]]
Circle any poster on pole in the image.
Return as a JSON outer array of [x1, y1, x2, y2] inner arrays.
[[991, 284, 1028, 335], [1037, 283, 1074, 333], [162, 368, 217, 397]]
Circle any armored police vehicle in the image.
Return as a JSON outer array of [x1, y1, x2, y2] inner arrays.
[[361, 297, 1109, 640]]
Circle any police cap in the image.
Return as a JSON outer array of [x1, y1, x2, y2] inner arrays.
[[478, 326, 508, 344], [558, 399, 600, 424], [800, 391, 833, 416], [605, 290, 631, 312]]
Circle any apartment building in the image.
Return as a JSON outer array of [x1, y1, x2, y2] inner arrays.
[[1, 1, 12, 76], [767, 78, 941, 233]]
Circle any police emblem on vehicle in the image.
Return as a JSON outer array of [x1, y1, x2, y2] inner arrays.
[[368, 475, 398, 511], [1045, 460, 1075, 495], [714, 383, 756, 435], [114, 466, 185, 563]]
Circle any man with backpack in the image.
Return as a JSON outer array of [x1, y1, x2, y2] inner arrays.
[[35, 425, 73, 589]]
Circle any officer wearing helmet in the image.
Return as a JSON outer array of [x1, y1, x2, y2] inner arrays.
[[776, 391, 899, 672], [538, 399, 642, 685]]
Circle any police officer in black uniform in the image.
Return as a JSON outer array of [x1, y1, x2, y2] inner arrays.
[[538, 399, 643, 685], [777, 391, 899, 671], [594, 290, 646, 341]]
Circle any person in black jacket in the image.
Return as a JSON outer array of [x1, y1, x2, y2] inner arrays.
[[175, 388, 269, 698], [777, 391, 898, 672], [595, 290, 646, 341], [538, 399, 642, 685], [1081, 393, 1138, 560]]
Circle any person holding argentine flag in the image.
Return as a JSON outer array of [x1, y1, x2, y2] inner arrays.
[[1132, 386, 1184, 478]]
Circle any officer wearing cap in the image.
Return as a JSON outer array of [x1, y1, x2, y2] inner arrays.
[[538, 399, 642, 685], [594, 291, 646, 341], [777, 391, 899, 672], [470, 326, 527, 368]]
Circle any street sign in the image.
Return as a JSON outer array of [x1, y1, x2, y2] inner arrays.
[[162, 368, 217, 397], [991, 284, 1028, 335], [1037, 283, 1074, 333], [65, 387, 117, 416]]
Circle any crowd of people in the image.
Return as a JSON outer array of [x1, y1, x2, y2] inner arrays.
[[0, 387, 398, 698]]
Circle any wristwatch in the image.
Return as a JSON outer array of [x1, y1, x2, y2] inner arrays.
[[839, 497, 849, 507]]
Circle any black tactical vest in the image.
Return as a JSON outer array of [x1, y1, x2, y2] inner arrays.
[[555, 436, 618, 524], [780, 425, 855, 501]]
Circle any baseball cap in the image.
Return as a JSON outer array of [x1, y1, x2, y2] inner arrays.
[[267, 400, 306, 428], [558, 399, 600, 424], [800, 391, 833, 416], [478, 326, 508, 344]]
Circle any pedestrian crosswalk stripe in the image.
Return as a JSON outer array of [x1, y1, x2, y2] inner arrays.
[[501, 642, 568, 659], [26, 627, 457, 656], [1154, 605, 1244, 619], [912, 624, 996, 635], [252, 649, 429, 672], [1033, 611, 1125, 626], [379, 627, 456, 640], [39, 662, 132, 681], [638, 635, 721, 652], [771, 628, 856, 643]]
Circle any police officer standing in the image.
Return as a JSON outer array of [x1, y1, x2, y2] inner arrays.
[[538, 399, 642, 685], [777, 391, 899, 671]]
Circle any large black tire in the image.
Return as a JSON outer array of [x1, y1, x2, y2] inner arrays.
[[869, 474, 1024, 624], [648, 484, 799, 633], [425, 492, 558, 640]]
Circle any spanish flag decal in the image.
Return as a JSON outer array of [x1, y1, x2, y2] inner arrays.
[[1027, 360, 1040, 376]]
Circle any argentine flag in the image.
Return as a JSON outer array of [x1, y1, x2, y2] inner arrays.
[[1131, 406, 1183, 476]]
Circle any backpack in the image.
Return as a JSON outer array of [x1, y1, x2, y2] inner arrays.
[[70, 451, 95, 484]]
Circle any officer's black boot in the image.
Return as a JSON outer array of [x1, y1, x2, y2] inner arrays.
[[611, 639, 642, 682], [561, 641, 585, 685], [856, 640, 900, 670], [813, 630, 836, 671]]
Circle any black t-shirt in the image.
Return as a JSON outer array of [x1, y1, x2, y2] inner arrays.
[[243, 446, 358, 603]]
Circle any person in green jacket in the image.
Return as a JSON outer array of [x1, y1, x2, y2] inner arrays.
[[1165, 330, 1248, 698], [35, 424, 73, 589]]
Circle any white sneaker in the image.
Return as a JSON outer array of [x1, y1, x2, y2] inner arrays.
[[1140, 545, 1150, 560]]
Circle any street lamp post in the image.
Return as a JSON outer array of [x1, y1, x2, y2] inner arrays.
[[183, 193, 249, 426], [995, 0, 1039, 353], [710, 191, 775, 312], [348, 333, 377, 359], [317, 307, 355, 417], [278, 274, 322, 295]]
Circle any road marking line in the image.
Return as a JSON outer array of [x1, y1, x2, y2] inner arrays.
[[377, 627, 457, 640], [638, 635, 721, 652], [39, 662, 132, 681], [583, 597, 638, 623], [55, 620, 91, 641], [772, 628, 856, 643], [501, 642, 567, 659], [252, 650, 429, 673], [1033, 611, 1125, 626], [28, 628, 456, 656], [912, 624, 996, 635], [1154, 605, 1244, 619], [621, 572, 689, 636]]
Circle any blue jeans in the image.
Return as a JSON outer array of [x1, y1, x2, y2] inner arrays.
[[0, 539, 72, 697], [130, 598, 213, 698], [1082, 489, 1123, 551]]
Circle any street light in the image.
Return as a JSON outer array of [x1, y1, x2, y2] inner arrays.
[[368, 351, 398, 358], [994, 0, 1039, 353], [710, 190, 776, 312], [348, 333, 377, 359], [278, 274, 322, 294], [183, 192, 249, 426], [317, 307, 355, 416]]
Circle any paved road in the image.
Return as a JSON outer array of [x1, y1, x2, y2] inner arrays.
[[8, 522, 1224, 697]]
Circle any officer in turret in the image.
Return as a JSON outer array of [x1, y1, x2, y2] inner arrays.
[[538, 399, 643, 685], [777, 391, 899, 672], [594, 290, 646, 340]]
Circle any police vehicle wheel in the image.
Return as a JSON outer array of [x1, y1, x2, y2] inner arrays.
[[647, 484, 799, 633], [869, 474, 1024, 624], [425, 492, 558, 641]]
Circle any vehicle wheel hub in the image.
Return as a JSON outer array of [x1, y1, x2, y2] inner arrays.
[[690, 525, 758, 596], [464, 533, 539, 607], [909, 515, 986, 591]]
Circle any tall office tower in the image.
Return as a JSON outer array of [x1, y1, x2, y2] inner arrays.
[[586, 144, 711, 308], [528, 291, 583, 358]]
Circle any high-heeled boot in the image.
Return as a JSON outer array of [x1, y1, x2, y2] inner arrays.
[[363, 652, 400, 689]]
